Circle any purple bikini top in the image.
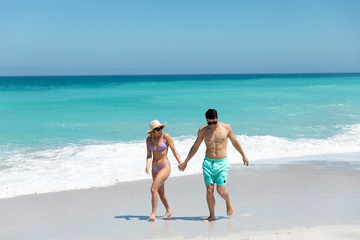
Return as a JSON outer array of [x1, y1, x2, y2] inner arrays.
[[149, 135, 168, 152]]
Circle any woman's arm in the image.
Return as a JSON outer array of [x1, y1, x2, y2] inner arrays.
[[145, 137, 152, 173], [164, 133, 182, 165]]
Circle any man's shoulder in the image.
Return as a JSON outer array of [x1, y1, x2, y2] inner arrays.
[[220, 122, 231, 128], [199, 124, 208, 131], [197, 125, 208, 136], [219, 122, 232, 133]]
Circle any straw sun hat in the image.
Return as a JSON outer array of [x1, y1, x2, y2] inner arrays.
[[146, 120, 167, 134]]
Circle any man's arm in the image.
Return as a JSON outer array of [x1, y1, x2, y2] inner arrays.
[[228, 125, 249, 166], [179, 128, 203, 171]]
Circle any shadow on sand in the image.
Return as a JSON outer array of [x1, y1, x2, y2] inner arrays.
[[114, 215, 228, 222]]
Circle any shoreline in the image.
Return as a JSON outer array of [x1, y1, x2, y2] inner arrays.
[[1, 162, 360, 239]]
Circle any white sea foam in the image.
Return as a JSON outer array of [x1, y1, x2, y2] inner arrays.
[[1, 124, 360, 199], [236, 124, 360, 163]]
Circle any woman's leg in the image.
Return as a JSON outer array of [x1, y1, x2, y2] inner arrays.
[[149, 164, 171, 220], [158, 182, 172, 217]]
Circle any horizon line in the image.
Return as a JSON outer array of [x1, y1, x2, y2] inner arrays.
[[1, 72, 360, 78]]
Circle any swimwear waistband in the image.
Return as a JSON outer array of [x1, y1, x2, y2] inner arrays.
[[204, 156, 228, 162]]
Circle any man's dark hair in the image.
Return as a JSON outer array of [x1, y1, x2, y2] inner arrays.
[[205, 109, 218, 119]]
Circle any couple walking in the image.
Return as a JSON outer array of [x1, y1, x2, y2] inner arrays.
[[145, 109, 249, 222]]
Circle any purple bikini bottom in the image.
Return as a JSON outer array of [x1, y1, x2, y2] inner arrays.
[[152, 161, 170, 173]]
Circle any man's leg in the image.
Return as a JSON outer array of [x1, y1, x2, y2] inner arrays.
[[216, 185, 233, 216], [203, 184, 216, 222]]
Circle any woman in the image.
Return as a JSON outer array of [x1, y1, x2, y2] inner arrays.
[[146, 120, 182, 221]]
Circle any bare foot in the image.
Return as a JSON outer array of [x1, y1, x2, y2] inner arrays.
[[163, 210, 172, 218], [226, 201, 233, 216], [148, 214, 156, 221], [202, 216, 216, 222]]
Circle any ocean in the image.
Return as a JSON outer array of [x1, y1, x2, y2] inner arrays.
[[1, 73, 360, 199]]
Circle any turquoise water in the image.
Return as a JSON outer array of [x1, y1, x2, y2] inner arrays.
[[1, 74, 360, 147], [1, 73, 360, 198]]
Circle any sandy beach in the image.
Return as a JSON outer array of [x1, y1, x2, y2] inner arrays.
[[1, 161, 360, 240]]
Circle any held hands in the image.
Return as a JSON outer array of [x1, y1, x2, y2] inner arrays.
[[178, 162, 187, 171]]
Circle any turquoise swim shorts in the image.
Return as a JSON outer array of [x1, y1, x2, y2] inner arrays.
[[202, 157, 230, 186]]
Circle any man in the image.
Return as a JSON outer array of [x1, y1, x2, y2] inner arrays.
[[179, 109, 249, 222]]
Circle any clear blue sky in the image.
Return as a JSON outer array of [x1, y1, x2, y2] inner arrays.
[[1, 0, 359, 76]]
